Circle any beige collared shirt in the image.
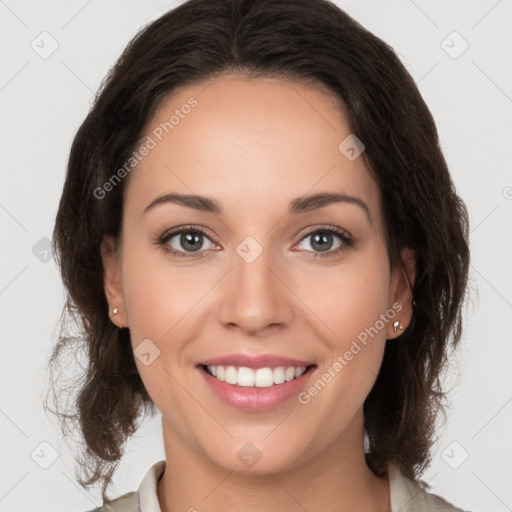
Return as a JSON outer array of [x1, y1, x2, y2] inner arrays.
[[86, 460, 469, 512]]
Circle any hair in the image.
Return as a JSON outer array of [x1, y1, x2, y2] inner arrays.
[[44, 0, 470, 503]]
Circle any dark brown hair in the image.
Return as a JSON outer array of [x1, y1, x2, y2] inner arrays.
[[45, 0, 470, 502]]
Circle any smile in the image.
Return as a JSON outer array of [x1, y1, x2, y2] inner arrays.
[[197, 363, 317, 411], [202, 364, 310, 387]]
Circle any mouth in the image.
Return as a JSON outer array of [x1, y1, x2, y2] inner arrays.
[[196, 363, 318, 411], [198, 363, 317, 387]]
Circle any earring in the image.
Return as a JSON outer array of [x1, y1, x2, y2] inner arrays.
[[393, 321, 405, 333], [109, 307, 124, 328]]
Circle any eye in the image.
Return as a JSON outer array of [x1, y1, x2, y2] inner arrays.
[[157, 226, 216, 259], [293, 226, 353, 258], [155, 224, 354, 260]]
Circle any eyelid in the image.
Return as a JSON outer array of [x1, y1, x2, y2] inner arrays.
[[298, 224, 352, 239], [157, 224, 218, 253]]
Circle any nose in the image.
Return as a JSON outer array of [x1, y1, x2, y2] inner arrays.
[[216, 241, 294, 336]]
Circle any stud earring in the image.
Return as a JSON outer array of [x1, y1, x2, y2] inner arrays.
[[109, 307, 125, 328], [393, 321, 405, 333]]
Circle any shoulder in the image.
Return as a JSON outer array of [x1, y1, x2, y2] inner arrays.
[[82, 459, 166, 512], [83, 491, 139, 512], [389, 464, 471, 512]]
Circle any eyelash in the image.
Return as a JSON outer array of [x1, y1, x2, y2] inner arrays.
[[155, 224, 354, 260]]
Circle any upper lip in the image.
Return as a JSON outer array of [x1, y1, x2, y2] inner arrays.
[[197, 353, 315, 369]]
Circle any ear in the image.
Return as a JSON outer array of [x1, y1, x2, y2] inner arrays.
[[100, 235, 128, 329], [386, 247, 416, 339]]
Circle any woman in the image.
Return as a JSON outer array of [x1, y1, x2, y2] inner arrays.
[[46, 0, 471, 510]]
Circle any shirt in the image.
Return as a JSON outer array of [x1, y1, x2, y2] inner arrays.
[[85, 460, 469, 511]]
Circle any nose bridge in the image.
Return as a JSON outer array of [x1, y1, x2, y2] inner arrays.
[[217, 234, 292, 334]]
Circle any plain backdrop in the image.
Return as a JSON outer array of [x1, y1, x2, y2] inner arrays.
[[1, 1, 511, 511]]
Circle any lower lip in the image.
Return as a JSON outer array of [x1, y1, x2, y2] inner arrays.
[[197, 365, 317, 411]]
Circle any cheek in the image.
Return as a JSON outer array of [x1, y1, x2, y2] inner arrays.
[[300, 245, 391, 345], [119, 242, 199, 414], [120, 238, 216, 363], [121, 234, 182, 328], [301, 244, 391, 396]]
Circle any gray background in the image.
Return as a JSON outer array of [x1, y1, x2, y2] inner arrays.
[[1, 0, 511, 511]]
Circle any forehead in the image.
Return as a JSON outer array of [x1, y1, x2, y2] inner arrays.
[[124, 74, 380, 221]]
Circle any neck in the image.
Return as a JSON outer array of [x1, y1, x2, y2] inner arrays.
[[156, 412, 390, 512]]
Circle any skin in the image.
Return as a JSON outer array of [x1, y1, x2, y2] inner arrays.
[[101, 73, 415, 512]]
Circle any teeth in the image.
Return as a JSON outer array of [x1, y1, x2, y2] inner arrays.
[[205, 365, 308, 387]]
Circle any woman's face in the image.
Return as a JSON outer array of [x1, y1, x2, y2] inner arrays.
[[102, 74, 413, 474]]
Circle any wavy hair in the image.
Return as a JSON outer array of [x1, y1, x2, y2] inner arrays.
[[44, 0, 470, 502]]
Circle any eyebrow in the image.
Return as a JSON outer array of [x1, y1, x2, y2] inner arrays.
[[143, 192, 372, 224]]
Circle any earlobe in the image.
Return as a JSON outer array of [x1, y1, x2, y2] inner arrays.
[[387, 247, 416, 340], [100, 235, 128, 328]]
